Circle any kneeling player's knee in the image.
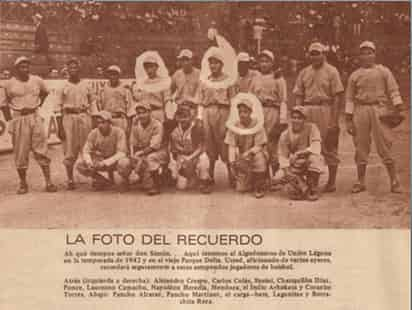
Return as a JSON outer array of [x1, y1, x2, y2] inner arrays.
[[145, 154, 160, 171], [198, 153, 210, 170], [307, 154, 322, 172], [117, 158, 132, 177], [77, 161, 92, 176]]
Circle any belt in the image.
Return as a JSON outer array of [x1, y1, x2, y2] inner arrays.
[[302, 102, 324, 106], [205, 103, 230, 108], [150, 105, 162, 111], [356, 101, 379, 106], [303, 99, 333, 105], [111, 112, 125, 118], [63, 107, 87, 114], [12, 108, 37, 116], [262, 103, 280, 108]]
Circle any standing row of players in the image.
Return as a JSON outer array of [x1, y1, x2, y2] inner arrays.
[[0, 40, 404, 200]]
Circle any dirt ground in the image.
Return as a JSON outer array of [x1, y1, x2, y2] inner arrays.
[[0, 73, 410, 229], [0, 110, 409, 229]]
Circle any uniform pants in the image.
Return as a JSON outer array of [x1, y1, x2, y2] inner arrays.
[[77, 157, 119, 178], [352, 104, 394, 166], [62, 113, 92, 167], [234, 151, 267, 192], [305, 154, 323, 174], [117, 150, 169, 188], [285, 154, 322, 199], [303, 105, 340, 166], [202, 105, 229, 162], [263, 106, 280, 164], [170, 153, 210, 190], [8, 113, 50, 169]]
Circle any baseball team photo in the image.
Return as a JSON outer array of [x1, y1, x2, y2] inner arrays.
[[0, 1, 410, 229]]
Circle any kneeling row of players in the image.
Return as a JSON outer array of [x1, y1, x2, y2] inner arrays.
[[75, 101, 322, 201]]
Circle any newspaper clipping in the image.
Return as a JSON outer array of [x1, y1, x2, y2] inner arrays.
[[0, 1, 410, 309]]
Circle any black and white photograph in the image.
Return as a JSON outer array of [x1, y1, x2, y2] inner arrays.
[[0, 1, 410, 229]]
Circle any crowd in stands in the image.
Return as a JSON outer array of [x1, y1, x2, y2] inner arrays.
[[0, 1, 198, 34], [1, 2, 409, 78]]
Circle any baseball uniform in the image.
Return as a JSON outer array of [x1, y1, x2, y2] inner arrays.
[[278, 122, 323, 173], [293, 61, 344, 166], [171, 67, 201, 105], [225, 119, 268, 192], [132, 77, 172, 123], [3, 75, 50, 169], [169, 122, 210, 189], [345, 64, 403, 166], [77, 126, 128, 177], [118, 117, 168, 189], [198, 73, 236, 163], [55, 79, 98, 167], [234, 69, 261, 94], [100, 82, 133, 131], [278, 122, 323, 199], [254, 73, 287, 164]]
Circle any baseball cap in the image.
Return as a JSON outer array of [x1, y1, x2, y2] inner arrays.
[[308, 42, 325, 53], [359, 41, 376, 51], [177, 49, 193, 59], [237, 99, 254, 111], [180, 99, 196, 109], [143, 55, 158, 65], [106, 65, 121, 74], [93, 110, 112, 122], [175, 106, 191, 119], [14, 56, 30, 66], [259, 49, 274, 61], [237, 52, 250, 62], [66, 57, 80, 66], [135, 101, 151, 112], [291, 106, 307, 118], [208, 47, 224, 63]]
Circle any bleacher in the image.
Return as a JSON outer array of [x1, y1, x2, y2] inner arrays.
[[0, 2, 409, 78], [0, 19, 211, 77]]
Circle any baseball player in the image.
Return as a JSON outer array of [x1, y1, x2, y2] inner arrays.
[[254, 49, 288, 178], [132, 51, 172, 123], [277, 106, 323, 201], [0, 70, 11, 121], [118, 102, 169, 195], [234, 52, 261, 94], [225, 96, 268, 198], [133, 51, 174, 184], [77, 111, 128, 190], [1, 56, 57, 194], [55, 58, 98, 190], [293, 42, 344, 193], [99, 65, 133, 134], [345, 41, 404, 194], [198, 47, 236, 185], [171, 49, 201, 107], [169, 101, 211, 193]]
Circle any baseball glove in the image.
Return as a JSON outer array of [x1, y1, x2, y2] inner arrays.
[[232, 157, 251, 175], [379, 113, 405, 128], [178, 158, 197, 179]]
